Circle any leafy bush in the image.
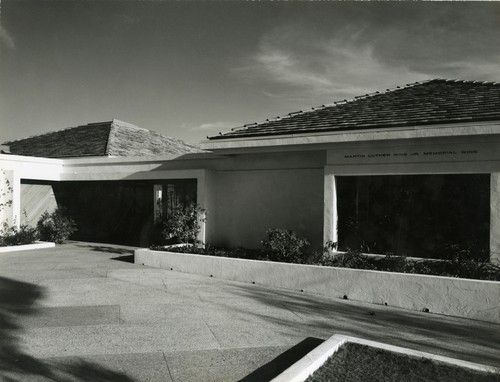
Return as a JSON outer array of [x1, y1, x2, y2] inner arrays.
[[422, 253, 500, 280], [0, 222, 38, 246], [316, 248, 500, 281], [157, 204, 206, 245], [261, 228, 310, 263], [151, 243, 266, 261], [318, 249, 373, 269], [37, 209, 77, 244], [151, 232, 499, 281]]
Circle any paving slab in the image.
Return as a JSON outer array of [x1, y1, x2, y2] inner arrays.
[[1, 242, 500, 382], [3, 352, 172, 382], [38, 277, 194, 307], [169, 363, 258, 382], [164, 346, 293, 382], [163, 346, 289, 369], [15, 305, 120, 328], [0, 268, 104, 282], [19, 321, 220, 358], [208, 321, 306, 349]]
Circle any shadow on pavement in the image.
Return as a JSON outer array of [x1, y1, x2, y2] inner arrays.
[[239, 337, 324, 381], [75, 243, 135, 256], [110, 255, 135, 263], [228, 283, 500, 368], [0, 276, 136, 382]]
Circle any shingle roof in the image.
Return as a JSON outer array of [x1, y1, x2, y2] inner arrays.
[[208, 79, 500, 140], [4, 119, 202, 158]]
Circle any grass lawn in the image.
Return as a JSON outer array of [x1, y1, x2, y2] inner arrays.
[[305, 342, 500, 382]]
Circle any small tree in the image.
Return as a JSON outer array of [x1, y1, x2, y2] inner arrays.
[[0, 170, 13, 222], [160, 204, 206, 246], [37, 208, 77, 244], [261, 228, 310, 263]]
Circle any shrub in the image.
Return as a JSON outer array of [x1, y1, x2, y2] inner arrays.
[[0, 222, 38, 246], [317, 247, 500, 281], [37, 209, 77, 244], [318, 249, 374, 269], [151, 243, 268, 262], [151, 235, 499, 281], [158, 204, 206, 245], [425, 253, 500, 280], [261, 228, 310, 263]]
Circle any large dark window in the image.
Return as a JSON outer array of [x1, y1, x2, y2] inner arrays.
[[52, 179, 197, 247], [336, 174, 490, 259]]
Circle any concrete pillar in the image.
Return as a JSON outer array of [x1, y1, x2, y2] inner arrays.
[[197, 170, 216, 245], [323, 171, 338, 250], [0, 170, 20, 228], [490, 173, 500, 264]]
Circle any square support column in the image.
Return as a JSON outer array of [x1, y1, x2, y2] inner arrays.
[[323, 171, 338, 250], [197, 170, 216, 245], [490, 173, 500, 264]]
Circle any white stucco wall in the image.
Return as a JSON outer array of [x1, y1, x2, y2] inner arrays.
[[0, 154, 62, 227], [20, 183, 58, 227], [212, 168, 324, 251]]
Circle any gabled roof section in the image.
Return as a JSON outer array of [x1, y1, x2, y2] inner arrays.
[[208, 79, 500, 140], [4, 119, 202, 158]]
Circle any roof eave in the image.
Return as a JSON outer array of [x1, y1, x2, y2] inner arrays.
[[200, 120, 500, 152]]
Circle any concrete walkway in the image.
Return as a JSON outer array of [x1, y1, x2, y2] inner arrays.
[[0, 242, 499, 382]]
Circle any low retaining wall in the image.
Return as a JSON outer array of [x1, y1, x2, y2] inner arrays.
[[0, 241, 55, 253], [135, 249, 500, 324]]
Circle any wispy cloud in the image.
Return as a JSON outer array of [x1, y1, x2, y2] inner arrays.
[[254, 46, 334, 91], [234, 6, 500, 104], [0, 24, 14, 49], [234, 25, 423, 104], [190, 121, 237, 132]]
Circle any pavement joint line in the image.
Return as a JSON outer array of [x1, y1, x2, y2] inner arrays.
[[280, 303, 305, 320], [162, 351, 175, 382], [118, 305, 123, 324], [204, 321, 223, 349], [194, 289, 204, 302]]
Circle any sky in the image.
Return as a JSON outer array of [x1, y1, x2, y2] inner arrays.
[[1, 1, 500, 145]]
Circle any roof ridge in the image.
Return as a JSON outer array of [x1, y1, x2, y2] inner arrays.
[[3, 120, 113, 145], [111, 118, 149, 131], [212, 79, 436, 138], [110, 119, 201, 148], [105, 121, 117, 156], [208, 78, 500, 140], [440, 78, 500, 85]]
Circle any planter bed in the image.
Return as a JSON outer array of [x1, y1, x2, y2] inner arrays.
[[135, 248, 500, 324], [0, 241, 55, 253], [272, 335, 499, 382]]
